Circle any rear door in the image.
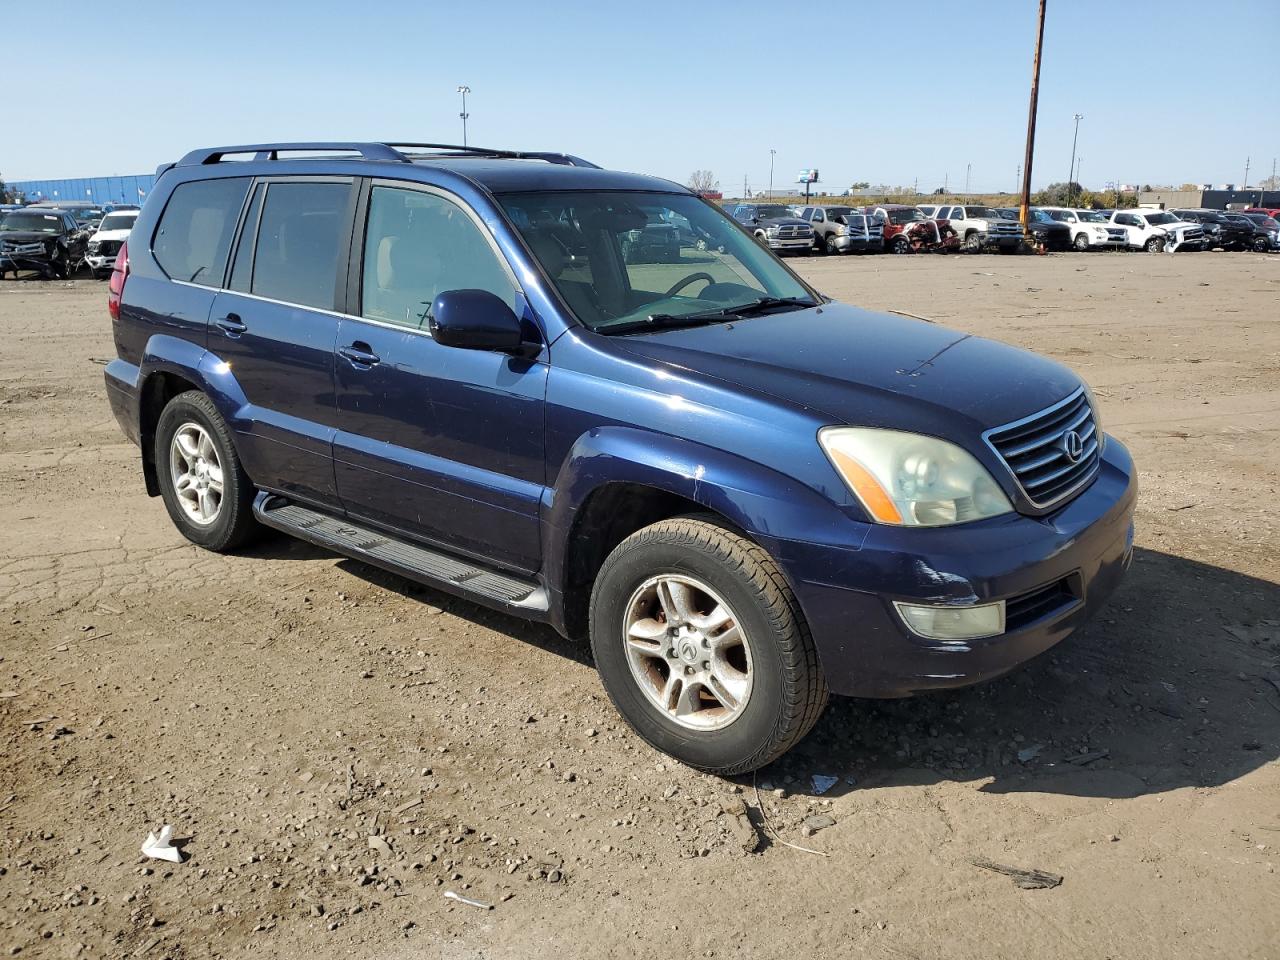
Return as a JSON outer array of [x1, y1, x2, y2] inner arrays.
[[208, 176, 355, 507], [331, 180, 547, 573]]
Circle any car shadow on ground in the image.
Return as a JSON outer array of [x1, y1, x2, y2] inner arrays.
[[245, 533, 1278, 798], [766, 547, 1279, 801]]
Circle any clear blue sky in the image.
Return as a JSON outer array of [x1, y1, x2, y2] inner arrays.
[[5, 0, 1278, 193]]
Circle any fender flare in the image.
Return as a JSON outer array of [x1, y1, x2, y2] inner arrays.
[[540, 426, 868, 633]]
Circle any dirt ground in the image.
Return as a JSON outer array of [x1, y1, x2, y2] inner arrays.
[[2, 250, 1278, 960]]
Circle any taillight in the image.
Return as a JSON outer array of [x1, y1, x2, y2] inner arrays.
[[107, 240, 129, 322]]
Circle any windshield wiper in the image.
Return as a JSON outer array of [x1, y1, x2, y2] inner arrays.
[[600, 310, 739, 336], [729, 296, 817, 316]]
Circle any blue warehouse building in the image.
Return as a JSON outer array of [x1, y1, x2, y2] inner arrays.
[[8, 173, 158, 206]]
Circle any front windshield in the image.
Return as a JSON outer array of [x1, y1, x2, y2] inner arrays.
[[967, 205, 998, 218], [821, 207, 853, 218], [499, 191, 814, 332], [1029, 210, 1053, 223], [1077, 210, 1107, 222], [1145, 212, 1176, 225], [753, 205, 791, 220], [74, 208, 104, 223], [0, 211, 62, 233], [884, 208, 925, 224], [97, 213, 137, 232]]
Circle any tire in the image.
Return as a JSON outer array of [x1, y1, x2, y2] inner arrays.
[[825, 234, 841, 255], [1144, 236, 1164, 253], [155, 390, 259, 552], [589, 516, 828, 775], [891, 235, 912, 254], [1253, 237, 1268, 252], [964, 231, 983, 253], [1073, 233, 1090, 251]]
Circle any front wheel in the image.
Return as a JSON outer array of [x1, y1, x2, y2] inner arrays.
[[1145, 236, 1165, 253], [825, 234, 842, 255], [589, 517, 828, 775], [1254, 237, 1269, 252], [891, 235, 912, 254], [1073, 233, 1090, 251], [155, 391, 259, 552]]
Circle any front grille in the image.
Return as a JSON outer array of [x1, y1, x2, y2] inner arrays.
[[1005, 576, 1079, 631], [1181, 228, 1203, 242], [1106, 228, 1126, 239], [984, 387, 1101, 508], [97, 239, 122, 256], [774, 225, 810, 238]]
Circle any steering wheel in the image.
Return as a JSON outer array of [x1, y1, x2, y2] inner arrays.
[[664, 272, 716, 298]]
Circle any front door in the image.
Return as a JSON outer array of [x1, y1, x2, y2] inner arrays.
[[209, 177, 354, 507], [332, 182, 547, 573]]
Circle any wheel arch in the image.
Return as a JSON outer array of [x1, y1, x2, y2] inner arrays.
[[542, 427, 863, 638]]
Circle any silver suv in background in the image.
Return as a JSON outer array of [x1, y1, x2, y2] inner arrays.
[[798, 205, 885, 254], [920, 203, 1023, 253]]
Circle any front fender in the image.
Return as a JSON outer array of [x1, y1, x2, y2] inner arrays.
[[541, 426, 869, 631]]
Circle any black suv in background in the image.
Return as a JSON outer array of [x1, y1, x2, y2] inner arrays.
[[1170, 209, 1244, 251], [729, 203, 814, 254], [0, 208, 87, 279]]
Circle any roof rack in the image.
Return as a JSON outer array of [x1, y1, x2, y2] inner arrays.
[[174, 142, 599, 169]]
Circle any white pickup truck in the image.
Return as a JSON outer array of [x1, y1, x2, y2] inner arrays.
[[918, 203, 1023, 253], [1038, 207, 1128, 250], [1108, 209, 1204, 252]]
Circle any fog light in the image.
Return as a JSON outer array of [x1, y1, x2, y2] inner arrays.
[[894, 600, 1005, 640]]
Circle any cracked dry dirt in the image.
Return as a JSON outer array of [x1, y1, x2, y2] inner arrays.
[[2, 251, 1278, 959]]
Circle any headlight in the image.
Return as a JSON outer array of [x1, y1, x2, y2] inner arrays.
[[765, 226, 779, 236], [818, 427, 1013, 526], [1082, 380, 1106, 452], [1092, 227, 1107, 237]]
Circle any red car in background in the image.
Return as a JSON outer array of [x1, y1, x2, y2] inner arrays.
[[1242, 207, 1280, 218], [864, 204, 960, 254]]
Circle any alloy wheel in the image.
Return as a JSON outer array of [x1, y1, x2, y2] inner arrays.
[[622, 574, 753, 731], [169, 422, 224, 525]]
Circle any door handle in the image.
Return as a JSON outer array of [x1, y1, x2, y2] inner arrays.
[[339, 343, 380, 367], [215, 313, 247, 336]]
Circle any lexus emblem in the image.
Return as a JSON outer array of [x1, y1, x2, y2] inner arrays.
[[1062, 430, 1084, 463]]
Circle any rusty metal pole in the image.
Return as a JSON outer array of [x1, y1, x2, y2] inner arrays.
[[1020, 0, 1047, 239]]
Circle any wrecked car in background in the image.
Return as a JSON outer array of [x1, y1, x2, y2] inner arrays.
[[0, 208, 87, 279], [865, 204, 959, 254]]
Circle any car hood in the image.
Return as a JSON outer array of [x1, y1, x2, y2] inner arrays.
[[612, 301, 1081, 434], [756, 217, 810, 228], [90, 228, 132, 241]]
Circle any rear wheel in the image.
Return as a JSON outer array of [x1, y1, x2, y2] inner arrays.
[[589, 517, 828, 775], [155, 391, 259, 552]]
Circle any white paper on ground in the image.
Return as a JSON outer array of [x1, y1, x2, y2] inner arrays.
[[141, 824, 183, 863]]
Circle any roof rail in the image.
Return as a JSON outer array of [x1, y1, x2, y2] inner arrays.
[[385, 143, 600, 169], [174, 141, 600, 169], [175, 143, 411, 166]]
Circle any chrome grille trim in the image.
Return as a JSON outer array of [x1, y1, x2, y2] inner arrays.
[[983, 387, 1102, 509]]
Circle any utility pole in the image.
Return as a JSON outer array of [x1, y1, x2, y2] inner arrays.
[[769, 149, 776, 197], [1016, 164, 1021, 193], [743, 174, 748, 199], [1243, 156, 1250, 189], [944, 172, 949, 194], [1067, 112, 1083, 205], [965, 162, 971, 197], [456, 85, 471, 147], [1076, 156, 1083, 194], [1019, 0, 1048, 234]]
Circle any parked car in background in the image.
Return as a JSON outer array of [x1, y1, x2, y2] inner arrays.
[[29, 200, 105, 231], [86, 208, 139, 279], [798, 205, 884, 254], [1109, 209, 1203, 252], [0, 207, 87, 279], [1239, 212, 1280, 251], [1039, 207, 1129, 250], [102, 140, 1136, 775], [1168, 209, 1247, 251], [1221, 212, 1275, 252], [729, 203, 814, 254], [867, 204, 959, 254], [919, 203, 1022, 253], [1023, 209, 1071, 251], [1242, 207, 1280, 219]]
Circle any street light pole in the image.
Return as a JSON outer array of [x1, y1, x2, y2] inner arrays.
[[1068, 112, 1083, 204], [457, 85, 471, 147], [769, 149, 776, 197]]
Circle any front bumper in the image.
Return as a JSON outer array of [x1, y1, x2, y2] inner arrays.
[[766, 236, 814, 251], [86, 253, 119, 271], [761, 437, 1137, 698], [833, 235, 885, 252], [981, 232, 1023, 249], [0, 252, 56, 273]]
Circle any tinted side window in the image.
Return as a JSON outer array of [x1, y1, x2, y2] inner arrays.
[[152, 178, 250, 285], [228, 184, 264, 293], [251, 181, 349, 310], [361, 186, 517, 330]]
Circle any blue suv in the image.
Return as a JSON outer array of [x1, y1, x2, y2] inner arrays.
[[103, 142, 1137, 774]]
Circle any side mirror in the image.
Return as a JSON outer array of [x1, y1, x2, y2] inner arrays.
[[429, 289, 531, 355]]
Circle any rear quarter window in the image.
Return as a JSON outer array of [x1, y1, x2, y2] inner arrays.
[[152, 178, 251, 286]]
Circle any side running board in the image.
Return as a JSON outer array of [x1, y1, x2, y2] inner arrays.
[[253, 493, 549, 616]]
